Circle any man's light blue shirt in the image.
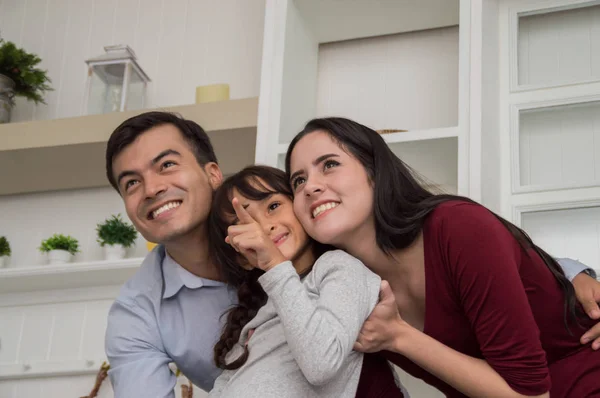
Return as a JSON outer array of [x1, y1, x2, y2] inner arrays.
[[557, 258, 597, 281], [105, 245, 236, 398]]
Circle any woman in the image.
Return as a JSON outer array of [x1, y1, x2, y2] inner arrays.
[[285, 117, 600, 398], [208, 165, 406, 397]]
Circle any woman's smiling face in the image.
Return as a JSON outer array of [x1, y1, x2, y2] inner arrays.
[[288, 130, 375, 249]]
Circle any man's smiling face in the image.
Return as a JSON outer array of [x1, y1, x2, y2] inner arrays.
[[112, 123, 220, 245]]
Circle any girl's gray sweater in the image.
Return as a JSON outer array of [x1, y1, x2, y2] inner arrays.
[[209, 250, 381, 397]]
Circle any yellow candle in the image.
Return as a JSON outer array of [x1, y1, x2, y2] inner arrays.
[[195, 84, 230, 104]]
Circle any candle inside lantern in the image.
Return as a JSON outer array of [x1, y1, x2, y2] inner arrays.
[[195, 84, 230, 104]]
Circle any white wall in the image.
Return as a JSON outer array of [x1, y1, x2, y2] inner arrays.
[[0, 288, 115, 398], [0, 0, 265, 122], [316, 26, 459, 133], [0, 1, 266, 396]]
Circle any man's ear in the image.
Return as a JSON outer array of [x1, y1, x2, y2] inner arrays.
[[204, 162, 223, 189]]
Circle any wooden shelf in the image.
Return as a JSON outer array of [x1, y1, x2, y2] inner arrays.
[[380, 127, 458, 144], [0, 258, 143, 294], [0, 97, 258, 196]]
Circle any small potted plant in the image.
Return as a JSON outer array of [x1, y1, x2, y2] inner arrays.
[[96, 214, 137, 261], [0, 236, 10, 268], [0, 37, 52, 123], [39, 234, 79, 265]]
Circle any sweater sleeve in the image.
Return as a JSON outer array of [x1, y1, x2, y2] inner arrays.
[[208, 369, 232, 397], [434, 203, 551, 395], [258, 250, 381, 386]]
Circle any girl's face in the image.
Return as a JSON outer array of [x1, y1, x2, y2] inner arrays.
[[289, 131, 375, 249], [231, 181, 314, 273]]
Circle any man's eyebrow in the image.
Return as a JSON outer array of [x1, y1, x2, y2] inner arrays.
[[289, 153, 339, 183], [116, 170, 138, 188], [151, 149, 181, 165], [116, 149, 182, 188]]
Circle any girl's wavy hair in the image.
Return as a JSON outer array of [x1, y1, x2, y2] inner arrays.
[[285, 117, 584, 330], [210, 165, 329, 369]]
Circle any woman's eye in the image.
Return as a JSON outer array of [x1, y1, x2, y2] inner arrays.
[[268, 202, 281, 212], [323, 160, 339, 170], [292, 176, 305, 190]]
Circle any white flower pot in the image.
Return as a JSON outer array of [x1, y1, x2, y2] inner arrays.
[[104, 244, 126, 261], [0, 255, 7, 268], [48, 249, 73, 265]]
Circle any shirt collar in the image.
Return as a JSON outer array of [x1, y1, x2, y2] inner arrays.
[[162, 250, 226, 299]]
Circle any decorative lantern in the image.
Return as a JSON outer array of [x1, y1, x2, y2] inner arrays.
[[83, 45, 150, 115]]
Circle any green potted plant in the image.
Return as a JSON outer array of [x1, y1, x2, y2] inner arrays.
[[39, 234, 79, 265], [0, 37, 52, 123], [96, 214, 137, 261], [0, 236, 10, 268]]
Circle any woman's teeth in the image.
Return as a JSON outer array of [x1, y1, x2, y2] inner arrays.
[[312, 202, 338, 218]]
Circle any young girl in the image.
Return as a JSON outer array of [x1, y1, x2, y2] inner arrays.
[[207, 166, 406, 397], [285, 117, 600, 398]]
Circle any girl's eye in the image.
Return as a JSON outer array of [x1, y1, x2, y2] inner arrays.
[[268, 202, 281, 212], [323, 160, 340, 170], [161, 161, 176, 170], [292, 176, 306, 190]]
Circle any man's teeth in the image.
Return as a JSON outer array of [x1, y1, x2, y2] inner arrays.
[[152, 201, 181, 218], [312, 202, 338, 218]]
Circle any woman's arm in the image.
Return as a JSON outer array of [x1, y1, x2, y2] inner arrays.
[[357, 202, 552, 397], [396, 323, 548, 398], [259, 251, 380, 385], [355, 281, 548, 398]]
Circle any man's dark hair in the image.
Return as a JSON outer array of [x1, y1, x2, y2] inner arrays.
[[106, 111, 218, 191]]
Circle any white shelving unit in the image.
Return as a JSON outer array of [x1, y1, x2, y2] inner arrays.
[[255, 0, 480, 200], [256, 1, 482, 396], [0, 258, 143, 294], [500, 0, 600, 266]]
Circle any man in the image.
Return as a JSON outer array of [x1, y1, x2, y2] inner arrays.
[[104, 111, 600, 397]]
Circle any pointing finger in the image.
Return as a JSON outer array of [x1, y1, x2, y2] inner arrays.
[[232, 197, 255, 225]]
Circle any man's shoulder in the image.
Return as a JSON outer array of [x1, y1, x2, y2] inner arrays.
[[114, 246, 165, 308]]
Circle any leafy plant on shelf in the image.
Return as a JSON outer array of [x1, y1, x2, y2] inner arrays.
[[96, 214, 137, 248], [0, 236, 10, 257], [39, 234, 80, 255], [0, 37, 52, 104]]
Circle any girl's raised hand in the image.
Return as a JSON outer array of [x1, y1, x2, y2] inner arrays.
[[225, 197, 287, 272]]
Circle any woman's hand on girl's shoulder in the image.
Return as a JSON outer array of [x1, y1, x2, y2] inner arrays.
[[226, 197, 287, 272], [354, 280, 412, 354]]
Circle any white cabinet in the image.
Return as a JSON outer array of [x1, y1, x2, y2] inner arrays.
[[255, 0, 481, 200], [500, 0, 600, 274]]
